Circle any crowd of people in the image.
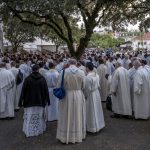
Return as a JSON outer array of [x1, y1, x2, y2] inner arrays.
[[0, 49, 150, 144]]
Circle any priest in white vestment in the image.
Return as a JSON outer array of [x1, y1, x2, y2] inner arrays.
[[39, 62, 48, 78], [56, 59, 86, 144], [0, 62, 15, 119], [97, 58, 108, 102], [106, 58, 115, 75], [133, 60, 150, 119], [85, 62, 105, 133], [19, 62, 31, 78], [10, 61, 19, 110], [45, 62, 59, 121], [123, 54, 131, 70], [128, 64, 136, 110], [111, 61, 132, 118]]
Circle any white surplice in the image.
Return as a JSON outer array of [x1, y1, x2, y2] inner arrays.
[[0, 68, 15, 118], [85, 71, 105, 133], [128, 67, 136, 109], [133, 67, 150, 119], [56, 65, 86, 144], [10, 67, 19, 109], [45, 69, 59, 121], [97, 64, 108, 102], [106, 61, 115, 75], [19, 63, 31, 78], [39, 68, 48, 78], [111, 67, 132, 116]]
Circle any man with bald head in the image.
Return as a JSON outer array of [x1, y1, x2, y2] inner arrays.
[[133, 60, 150, 119], [111, 61, 132, 118]]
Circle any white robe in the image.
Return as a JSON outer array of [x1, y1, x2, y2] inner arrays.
[[10, 67, 19, 109], [39, 68, 48, 78], [19, 64, 31, 78], [97, 64, 108, 102], [56, 65, 86, 144], [128, 67, 136, 109], [133, 67, 150, 119], [85, 71, 105, 133], [0, 68, 15, 118], [45, 69, 59, 121], [111, 67, 132, 116], [79, 65, 86, 75], [106, 61, 115, 75]]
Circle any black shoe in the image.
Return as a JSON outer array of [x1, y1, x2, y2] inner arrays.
[[110, 114, 121, 118]]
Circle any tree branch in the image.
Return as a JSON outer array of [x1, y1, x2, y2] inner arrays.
[[59, 12, 74, 45], [7, 5, 69, 43]]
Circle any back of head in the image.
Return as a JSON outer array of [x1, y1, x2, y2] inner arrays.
[[49, 62, 55, 69], [68, 59, 77, 65], [99, 58, 104, 64], [115, 60, 122, 68], [141, 59, 147, 65], [86, 62, 94, 71], [11, 61, 16, 67], [32, 64, 40, 72], [133, 60, 141, 69]]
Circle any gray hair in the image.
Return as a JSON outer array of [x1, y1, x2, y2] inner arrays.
[[133, 60, 141, 67], [68, 59, 77, 65]]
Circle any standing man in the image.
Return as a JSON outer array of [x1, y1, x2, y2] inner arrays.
[[111, 61, 132, 118], [57, 59, 86, 144], [45, 62, 59, 121], [97, 58, 108, 102], [85, 62, 105, 133], [10, 61, 19, 110], [133, 60, 150, 119], [0, 62, 15, 119], [19, 64, 50, 137]]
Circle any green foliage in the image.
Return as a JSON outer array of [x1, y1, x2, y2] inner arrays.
[[88, 33, 125, 49], [1, 0, 150, 58], [1, 0, 128, 58], [3, 17, 36, 52]]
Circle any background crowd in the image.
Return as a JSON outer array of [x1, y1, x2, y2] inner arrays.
[[0, 49, 150, 144]]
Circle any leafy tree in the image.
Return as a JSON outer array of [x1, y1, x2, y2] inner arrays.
[[3, 17, 36, 52], [1, 0, 131, 59], [88, 33, 125, 49]]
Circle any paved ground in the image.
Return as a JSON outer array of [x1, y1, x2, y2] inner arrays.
[[1, 106, 150, 150]]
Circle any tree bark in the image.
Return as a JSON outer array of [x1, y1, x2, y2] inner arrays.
[[56, 44, 60, 52]]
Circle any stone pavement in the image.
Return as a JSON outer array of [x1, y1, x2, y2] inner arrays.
[[0, 106, 150, 150]]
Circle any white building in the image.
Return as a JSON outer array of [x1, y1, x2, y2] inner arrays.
[[132, 32, 150, 51]]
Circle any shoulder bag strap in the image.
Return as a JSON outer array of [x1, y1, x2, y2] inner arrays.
[[61, 69, 65, 87]]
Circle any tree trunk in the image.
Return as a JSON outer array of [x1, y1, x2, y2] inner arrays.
[[56, 44, 60, 53], [74, 29, 93, 60], [12, 45, 18, 53]]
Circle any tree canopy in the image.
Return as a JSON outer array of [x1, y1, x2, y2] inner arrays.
[[3, 17, 37, 52], [0, 0, 150, 58], [88, 33, 125, 49]]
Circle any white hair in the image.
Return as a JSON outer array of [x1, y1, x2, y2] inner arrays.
[[68, 59, 77, 65]]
